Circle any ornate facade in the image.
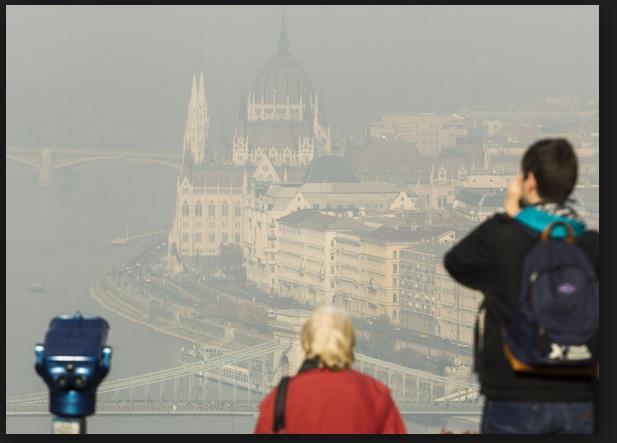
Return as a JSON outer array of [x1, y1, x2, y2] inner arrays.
[[232, 14, 331, 167], [168, 73, 245, 273]]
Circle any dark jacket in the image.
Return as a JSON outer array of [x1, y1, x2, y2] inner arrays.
[[254, 367, 407, 434], [444, 208, 599, 401]]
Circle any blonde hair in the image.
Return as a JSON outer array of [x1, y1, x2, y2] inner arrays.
[[301, 305, 355, 370]]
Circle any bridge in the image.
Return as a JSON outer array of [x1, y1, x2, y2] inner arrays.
[[6, 337, 482, 417], [110, 230, 169, 246], [6, 147, 182, 186]]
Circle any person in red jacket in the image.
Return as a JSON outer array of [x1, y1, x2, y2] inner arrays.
[[254, 305, 407, 434]]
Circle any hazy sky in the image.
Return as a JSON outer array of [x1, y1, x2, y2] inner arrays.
[[6, 5, 598, 152]]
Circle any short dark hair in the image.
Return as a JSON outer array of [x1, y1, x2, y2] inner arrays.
[[521, 138, 578, 204]]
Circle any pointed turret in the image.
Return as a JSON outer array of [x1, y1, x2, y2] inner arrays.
[[198, 71, 210, 159], [198, 72, 207, 113], [190, 74, 197, 106], [278, 11, 289, 54], [182, 72, 208, 165]]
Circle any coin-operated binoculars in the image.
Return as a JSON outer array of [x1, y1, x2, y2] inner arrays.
[[34, 311, 112, 434]]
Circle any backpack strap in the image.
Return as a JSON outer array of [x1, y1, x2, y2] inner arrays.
[[272, 358, 320, 433], [540, 221, 576, 244], [273, 376, 291, 433]]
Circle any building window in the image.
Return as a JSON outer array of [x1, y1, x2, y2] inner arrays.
[[234, 204, 241, 217], [182, 232, 189, 242], [208, 203, 215, 217], [393, 293, 398, 303], [330, 280, 335, 289], [208, 232, 215, 243], [235, 232, 241, 243], [195, 202, 203, 216], [222, 233, 229, 243], [182, 201, 190, 217], [393, 250, 398, 259], [195, 233, 202, 242], [222, 202, 229, 217], [393, 264, 398, 274]]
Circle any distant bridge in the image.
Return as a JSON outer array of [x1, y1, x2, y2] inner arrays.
[[6, 338, 481, 417], [6, 147, 182, 185], [110, 230, 169, 246]]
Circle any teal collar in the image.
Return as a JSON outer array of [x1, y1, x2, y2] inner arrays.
[[515, 205, 587, 238]]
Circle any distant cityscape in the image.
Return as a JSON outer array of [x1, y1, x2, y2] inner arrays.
[[165, 14, 599, 361]]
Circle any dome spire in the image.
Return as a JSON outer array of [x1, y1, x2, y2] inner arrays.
[[278, 10, 288, 54]]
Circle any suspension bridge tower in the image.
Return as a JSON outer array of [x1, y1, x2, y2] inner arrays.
[[268, 309, 310, 384]]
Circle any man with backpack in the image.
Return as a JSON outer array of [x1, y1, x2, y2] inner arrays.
[[444, 138, 599, 434]]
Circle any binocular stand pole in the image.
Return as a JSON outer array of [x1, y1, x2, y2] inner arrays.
[[52, 416, 86, 434]]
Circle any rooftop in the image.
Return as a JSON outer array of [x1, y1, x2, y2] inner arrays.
[[303, 155, 359, 183]]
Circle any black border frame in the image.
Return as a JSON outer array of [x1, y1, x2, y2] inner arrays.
[[3, 2, 610, 442]]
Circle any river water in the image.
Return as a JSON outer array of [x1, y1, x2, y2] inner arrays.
[[5, 161, 441, 433]]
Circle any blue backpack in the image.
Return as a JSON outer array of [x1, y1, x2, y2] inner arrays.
[[502, 220, 599, 377]]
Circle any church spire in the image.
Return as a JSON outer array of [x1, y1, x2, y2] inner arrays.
[[198, 71, 210, 157], [198, 72, 206, 112], [182, 72, 208, 165], [190, 74, 197, 106], [277, 11, 288, 54]]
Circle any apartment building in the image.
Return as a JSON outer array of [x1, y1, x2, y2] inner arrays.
[[273, 209, 455, 325], [368, 113, 468, 156], [400, 241, 482, 345], [245, 182, 418, 292]]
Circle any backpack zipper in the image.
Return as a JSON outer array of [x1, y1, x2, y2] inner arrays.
[[526, 272, 538, 303]]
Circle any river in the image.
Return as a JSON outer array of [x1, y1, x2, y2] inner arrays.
[[5, 160, 441, 433]]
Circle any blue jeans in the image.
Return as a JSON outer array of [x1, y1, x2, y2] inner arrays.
[[481, 400, 595, 434]]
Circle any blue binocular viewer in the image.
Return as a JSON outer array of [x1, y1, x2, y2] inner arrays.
[[35, 312, 112, 420]]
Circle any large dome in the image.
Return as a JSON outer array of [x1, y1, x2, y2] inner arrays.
[[250, 14, 314, 105], [252, 53, 314, 105]]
